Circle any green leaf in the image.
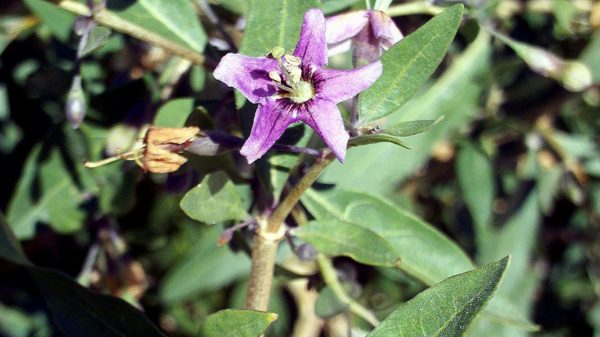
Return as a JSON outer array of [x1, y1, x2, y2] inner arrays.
[[321, 29, 492, 196], [180, 171, 249, 225], [348, 133, 410, 149], [25, 0, 76, 41], [0, 216, 30, 266], [367, 256, 510, 337], [236, 0, 319, 107], [295, 220, 400, 267], [359, 4, 464, 123], [7, 146, 85, 239], [106, 0, 206, 53], [382, 118, 441, 137], [160, 226, 251, 303], [79, 26, 112, 57], [456, 142, 495, 244], [302, 188, 474, 284], [28, 267, 166, 337], [201, 309, 277, 337], [0, 218, 165, 336], [153, 98, 195, 127]]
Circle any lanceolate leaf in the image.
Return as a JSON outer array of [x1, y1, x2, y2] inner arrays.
[[302, 188, 474, 284], [201, 309, 278, 337], [0, 218, 165, 337], [348, 133, 410, 149], [180, 171, 249, 225], [153, 98, 195, 128], [367, 256, 510, 337], [382, 118, 441, 137], [105, 0, 206, 53], [294, 220, 400, 267], [359, 4, 464, 123]]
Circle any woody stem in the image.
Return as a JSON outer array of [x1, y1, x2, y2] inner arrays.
[[245, 153, 335, 311]]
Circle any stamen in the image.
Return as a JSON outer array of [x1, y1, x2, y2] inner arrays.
[[268, 71, 282, 83], [284, 54, 301, 66]]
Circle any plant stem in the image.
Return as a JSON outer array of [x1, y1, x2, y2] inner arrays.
[[386, 1, 443, 17], [55, 0, 205, 64], [317, 254, 380, 327], [245, 153, 334, 311], [266, 154, 334, 234]]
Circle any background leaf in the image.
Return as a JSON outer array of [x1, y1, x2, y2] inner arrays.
[[367, 256, 510, 337], [160, 226, 251, 303], [456, 142, 495, 246], [153, 98, 195, 128], [105, 0, 206, 53], [302, 188, 474, 284], [200, 309, 277, 337], [294, 220, 400, 267], [358, 4, 464, 123], [180, 171, 249, 225]]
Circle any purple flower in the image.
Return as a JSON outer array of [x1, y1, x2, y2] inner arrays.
[[213, 9, 382, 164], [326, 10, 403, 64]]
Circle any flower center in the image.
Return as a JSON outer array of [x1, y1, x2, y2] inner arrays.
[[268, 47, 315, 105]]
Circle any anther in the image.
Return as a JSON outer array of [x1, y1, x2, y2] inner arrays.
[[270, 47, 285, 59], [284, 54, 301, 66], [268, 71, 282, 83]]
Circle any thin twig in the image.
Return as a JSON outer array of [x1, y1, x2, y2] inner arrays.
[[317, 254, 380, 327], [386, 1, 443, 17], [55, 0, 205, 64]]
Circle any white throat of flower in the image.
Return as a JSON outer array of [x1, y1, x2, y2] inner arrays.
[[268, 47, 315, 110]]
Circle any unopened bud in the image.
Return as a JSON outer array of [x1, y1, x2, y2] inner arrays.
[[65, 75, 86, 129], [295, 243, 318, 261], [560, 61, 592, 92]]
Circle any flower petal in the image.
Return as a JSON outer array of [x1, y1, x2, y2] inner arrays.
[[240, 99, 295, 163], [213, 54, 279, 104], [299, 98, 349, 162], [293, 8, 328, 67], [315, 60, 382, 103], [368, 11, 403, 50], [325, 10, 369, 44]]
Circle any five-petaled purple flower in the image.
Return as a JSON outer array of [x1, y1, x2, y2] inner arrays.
[[213, 9, 382, 164], [326, 10, 403, 64]]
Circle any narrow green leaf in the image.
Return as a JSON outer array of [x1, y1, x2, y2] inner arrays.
[[160, 226, 251, 303], [29, 267, 166, 337], [367, 256, 510, 337], [25, 0, 76, 41], [359, 4, 464, 123], [106, 0, 206, 52], [0, 218, 165, 336], [348, 133, 410, 149], [294, 220, 400, 267], [201, 309, 277, 337], [456, 142, 495, 240], [382, 118, 441, 137], [302, 188, 474, 283], [236, 0, 319, 106], [180, 171, 249, 225], [79, 26, 111, 57], [7, 146, 85, 239], [153, 98, 194, 128], [0, 216, 30, 266]]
